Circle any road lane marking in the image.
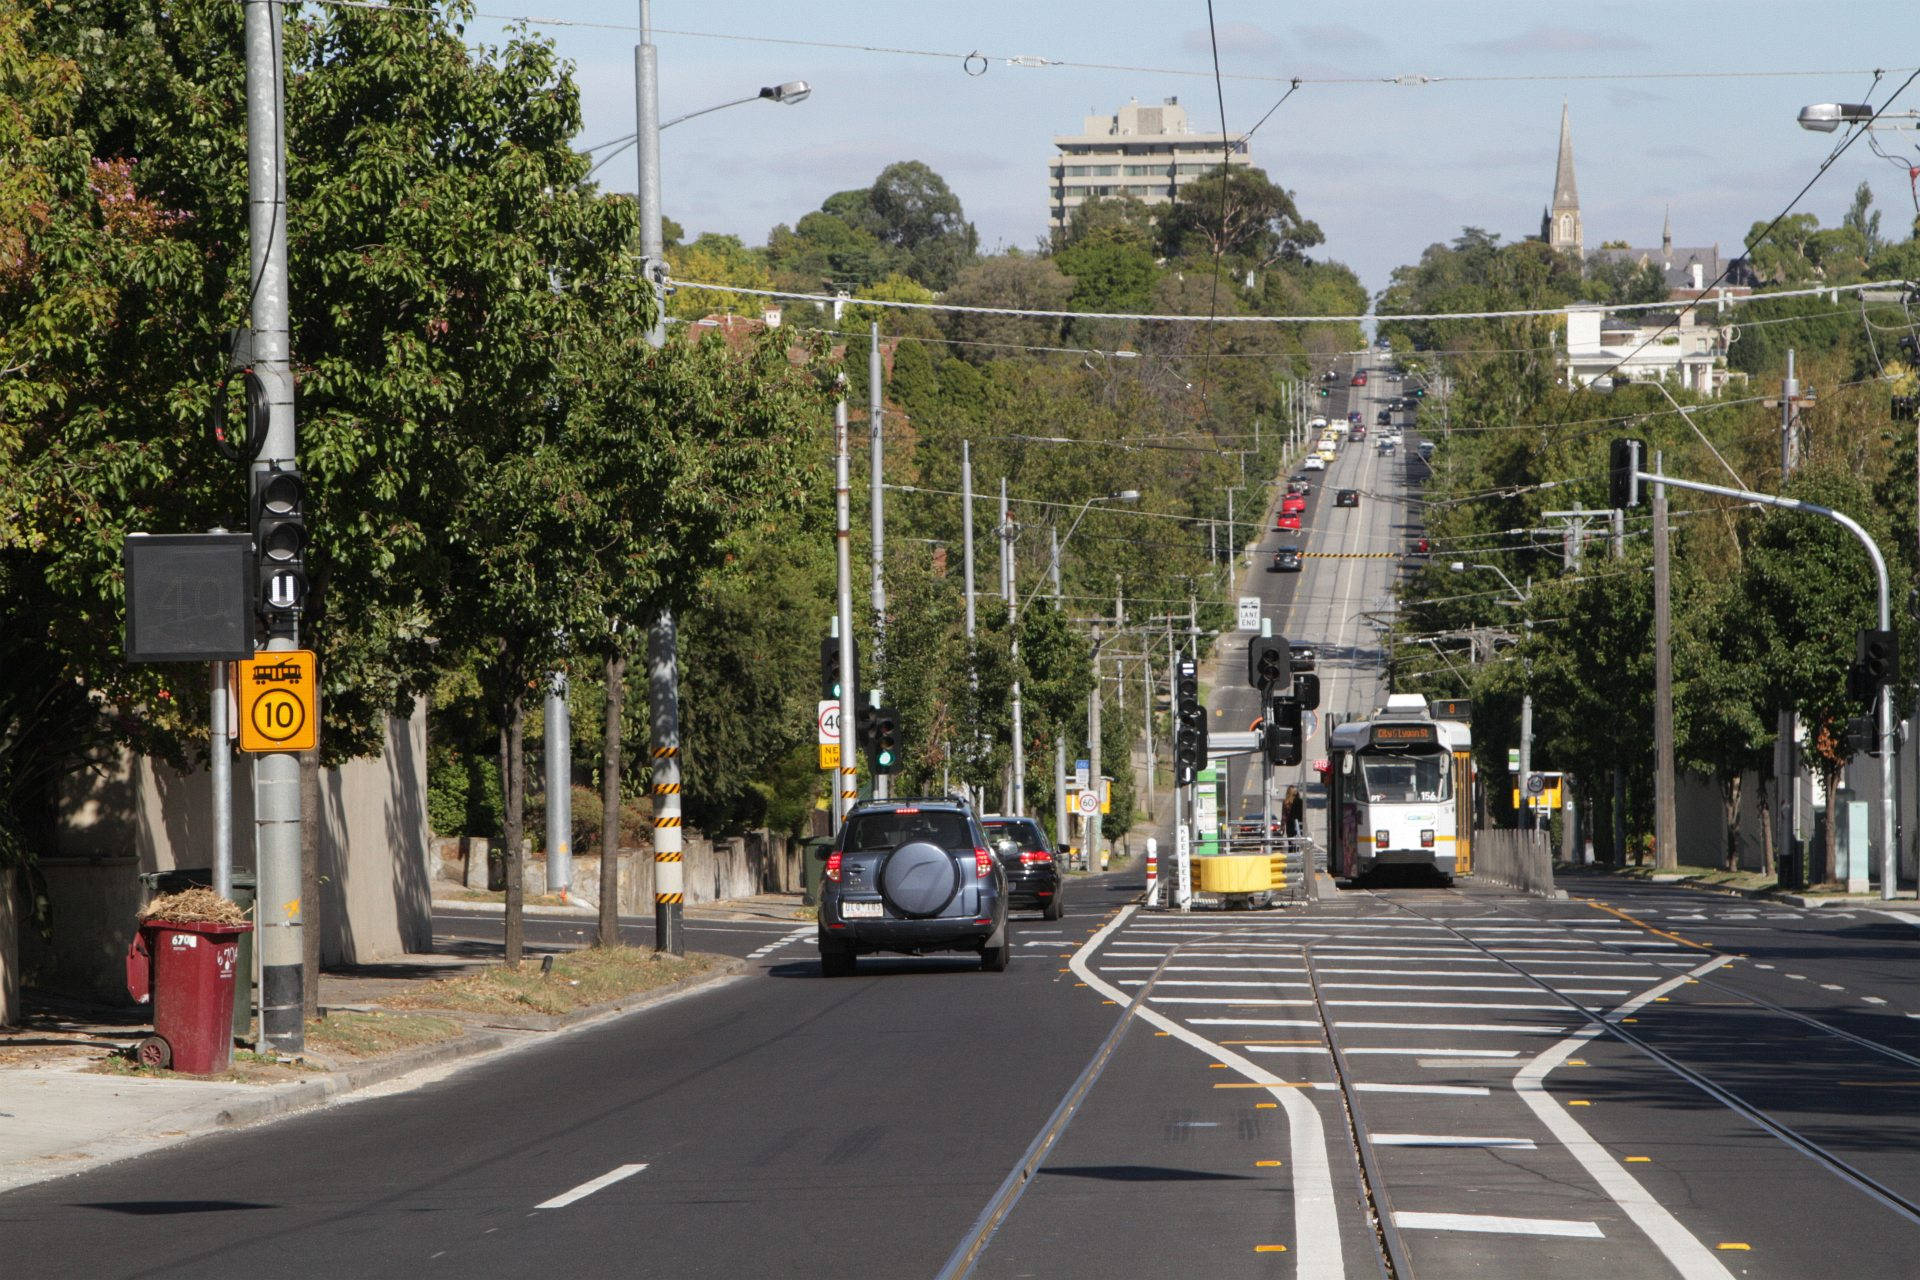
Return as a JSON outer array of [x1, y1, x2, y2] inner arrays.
[[1353, 1083, 1489, 1096], [1337, 1020, 1573, 1034], [535, 1163, 649, 1209], [1513, 956, 1738, 1279], [1324, 1000, 1575, 1010], [1077, 905, 1346, 1278], [1372, 1134, 1536, 1149], [746, 926, 814, 960], [1321, 982, 1630, 995], [1344, 1047, 1520, 1058], [1394, 1211, 1601, 1238], [1124, 979, 1312, 988], [1187, 1017, 1323, 1027], [1151, 996, 1314, 1006]]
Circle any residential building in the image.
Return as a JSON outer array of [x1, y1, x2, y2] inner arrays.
[[1561, 301, 1739, 396], [1049, 97, 1250, 235]]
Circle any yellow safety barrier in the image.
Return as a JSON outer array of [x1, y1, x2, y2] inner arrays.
[[1195, 854, 1287, 894]]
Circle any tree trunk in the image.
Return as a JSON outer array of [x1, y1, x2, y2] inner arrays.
[[1820, 761, 1840, 884], [300, 747, 322, 1020], [1759, 780, 1775, 878], [599, 652, 627, 947], [502, 695, 526, 968], [1591, 773, 1615, 867], [1722, 773, 1743, 873]]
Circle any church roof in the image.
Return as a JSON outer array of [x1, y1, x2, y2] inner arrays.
[[1552, 103, 1578, 209]]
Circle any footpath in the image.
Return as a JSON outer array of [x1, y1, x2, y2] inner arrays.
[[0, 888, 810, 1195]]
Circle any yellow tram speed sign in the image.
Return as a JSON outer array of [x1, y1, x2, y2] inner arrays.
[[236, 650, 319, 753]]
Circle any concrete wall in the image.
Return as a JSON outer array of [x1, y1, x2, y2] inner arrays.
[[39, 699, 431, 1002], [435, 829, 806, 912]]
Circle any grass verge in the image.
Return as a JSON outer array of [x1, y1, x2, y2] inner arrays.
[[306, 1010, 465, 1058], [382, 946, 715, 1016]]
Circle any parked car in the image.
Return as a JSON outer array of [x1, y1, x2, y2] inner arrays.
[[1269, 547, 1303, 573], [1417, 441, 1435, 460], [1411, 536, 1430, 554], [817, 797, 1008, 975], [1335, 488, 1359, 508], [980, 815, 1063, 919]]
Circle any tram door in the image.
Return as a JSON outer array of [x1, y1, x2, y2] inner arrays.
[[1452, 750, 1474, 874]]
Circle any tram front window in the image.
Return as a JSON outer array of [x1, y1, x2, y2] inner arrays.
[[1360, 751, 1450, 804]]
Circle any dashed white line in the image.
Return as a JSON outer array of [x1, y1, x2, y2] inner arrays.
[[1373, 1134, 1536, 1149], [1394, 1211, 1601, 1239], [535, 1163, 649, 1209], [747, 926, 814, 961], [1353, 1083, 1490, 1097]]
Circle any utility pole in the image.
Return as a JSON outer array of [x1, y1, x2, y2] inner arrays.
[[1006, 481, 1025, 814], [636, 0, 682, 952], [244, 0, 303, 1052], [1141, 644, 1155, 822], [962, 441, 977, 641], [1052, 527, 1068, 849], [1652, 451, 1678, 870], [834, 393, 860, 830], [1087, 625, 1103, 871], [1774, 350, 1801, 876], [1517, 692, 1534, 831], [869, 323, 887, 801], [545, 672, 571, 896]]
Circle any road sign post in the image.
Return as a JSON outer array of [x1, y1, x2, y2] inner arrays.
[[817, 699, 841, 770], [235, 651, 318, 754]]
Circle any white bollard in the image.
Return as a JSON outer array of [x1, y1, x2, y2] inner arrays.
[[1144, 837, 1159, 908]]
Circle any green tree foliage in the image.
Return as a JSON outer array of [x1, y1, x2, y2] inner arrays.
[[1157, 164, 1323, 267]]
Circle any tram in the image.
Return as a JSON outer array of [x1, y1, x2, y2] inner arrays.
[[1325, 694, 1474, 883]]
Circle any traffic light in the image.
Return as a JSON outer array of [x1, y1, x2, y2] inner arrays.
[[1174, 653, 1207, 785], [819, 635, 861, 701], [853, 699, 876, 751], [869, 705, 901, 773], [1265, 698, 1303, 766], [1844, 715, 1880, 758], [1317, 386, 1330, 398], [1292, 671, 1321, 711], [1857, 627, 1898, 690], [1410, 386, 1425, 399], [251, 463, 307, 622], [1247, 633, 1290, 692], [1608, 438, 1645, 509]]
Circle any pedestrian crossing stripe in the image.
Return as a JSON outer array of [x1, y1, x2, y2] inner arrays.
[[1302, 552, 1400, 558]]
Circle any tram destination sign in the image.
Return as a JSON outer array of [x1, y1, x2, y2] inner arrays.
[[1369, 722, 1439, 748]]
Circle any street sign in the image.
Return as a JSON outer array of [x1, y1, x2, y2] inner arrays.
[[1076, 789, 1100, 817], [1525, 771, 1547, 796], [1237, 596, 1261, 632], [819, 743, 840, 770], [1507, 748, 1520, 773], [235, 650, 318, 753], [817, 699, 840, 744], [1074, 758, 1090, 791]]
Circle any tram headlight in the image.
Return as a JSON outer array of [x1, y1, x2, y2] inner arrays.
[[1420, 829, 1434, 848], [1375, 829, 1389, 849]]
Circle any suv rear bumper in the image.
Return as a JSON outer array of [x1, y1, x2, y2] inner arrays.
[[821, 917, 999, 954]]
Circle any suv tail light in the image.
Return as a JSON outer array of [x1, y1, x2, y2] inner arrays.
[[1020, 850, 1052, 865], [1420, 829, 1435, 848], [974, 847, 994, 878], [825, 851, 843, 883], [1375, 829, 1390, 849]]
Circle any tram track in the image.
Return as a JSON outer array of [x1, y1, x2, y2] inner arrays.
[[1357, 887, 1920, 1238]]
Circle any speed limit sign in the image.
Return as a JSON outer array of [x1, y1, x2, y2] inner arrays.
[[1076, 789, 1100, 817]]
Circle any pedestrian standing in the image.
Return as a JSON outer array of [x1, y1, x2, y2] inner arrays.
[[1282, 785, 1305, 841]]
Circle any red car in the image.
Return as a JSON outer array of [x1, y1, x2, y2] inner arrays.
[[1351, 371, 1368, 386], [1281, 494, 1307, 514], [1276, 513, 1302, 530]]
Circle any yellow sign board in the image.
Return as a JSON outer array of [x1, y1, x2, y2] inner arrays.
[[236, 650, 318, 753], [819, 743, 841, 770]]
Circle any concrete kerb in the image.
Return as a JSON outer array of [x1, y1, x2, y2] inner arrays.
[[1558, 866, 1920, 910]]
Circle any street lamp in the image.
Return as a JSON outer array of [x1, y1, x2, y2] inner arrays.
[[1450, 561, 1540, 828], [1796, 102, 1919, 133], [586, 80, 812, 181]]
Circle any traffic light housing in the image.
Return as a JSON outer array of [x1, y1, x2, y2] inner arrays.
[[251, 463, 307, 622], [1844, 715, 1879, 758], [869, 705, 901, 773], [1174, 653, 1207, 785], [1292, 671, 1321, 711], [853, 699, 876, 751], [1247, 633, 1290, 693], [1857, 627, 1898, 690], [1608, 438, 1644, 509], [819, 635, 861, 701], [1265, 698, 1303, 766]]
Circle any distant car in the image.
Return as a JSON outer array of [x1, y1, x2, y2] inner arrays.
[[1387, 369, 1403, 381], [1417, 441, 1435, 459], [1335, 489, 1359, 508], [1308, 416, 1329, 429], [981, 815, 1063, 920], [817, 797, 1008, 975], [1320, 370, 1341, 383], [1349, 425, 1366, 441], [1376, 410, 1392, 425], [1276, 513, 1301, 530], [1347, 410, 1363, 425], [1378, 439, 1396, 454], [1268, 547, 1302, 573], [1288, 476, 1312, 494], [1290, 644, 1316, 670], [1316, 448, 1337, 464], [1281, 493, 1307, 514], [1302, 456, 1326, 472], [1351, 371, 1368, 386], [1411, 536, 1430, 554]]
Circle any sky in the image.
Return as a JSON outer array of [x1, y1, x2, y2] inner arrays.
[[460, 1, 1920, 299]]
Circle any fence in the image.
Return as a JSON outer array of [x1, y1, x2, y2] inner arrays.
[[1471, 827, 1556, 896]]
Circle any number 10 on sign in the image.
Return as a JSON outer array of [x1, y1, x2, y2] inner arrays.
[[236, 650, 319, 753]]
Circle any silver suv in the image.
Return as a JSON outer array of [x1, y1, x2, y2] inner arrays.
[[817, 798, 1009, 976]]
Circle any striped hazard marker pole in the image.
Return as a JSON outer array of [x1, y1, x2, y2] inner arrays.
[[1144, 836, 1159, 908], [649, 615, 685, 955]]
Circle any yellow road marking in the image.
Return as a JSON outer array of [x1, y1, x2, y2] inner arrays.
[[1210, 1063, 1228, 1069], [1582, 898, 1713, 950], [1256, 1160, 1283, 1167], [1717, 1243, 1751, 1251], [1569, 1100, 1591, 1106], [1254, 1244, 1289, 1252], [1567, 1059, 1586, 1066], [1156, 1031, 1170, 1037], [1256, 1102, 1277, 1109], [1625, 1156, 1650, 1163]]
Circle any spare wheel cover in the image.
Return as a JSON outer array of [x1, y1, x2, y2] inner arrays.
[[878, 841, 961, 917]]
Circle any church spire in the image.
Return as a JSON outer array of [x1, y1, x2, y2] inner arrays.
[[1662, 205, 1672, 256], [1546, 102, 1582, 256]]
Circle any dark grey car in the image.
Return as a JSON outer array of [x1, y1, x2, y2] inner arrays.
[[817, 798, 1009, 976]]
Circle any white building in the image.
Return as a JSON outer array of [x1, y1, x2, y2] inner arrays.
[[1049, 97, 1250, 234], [1561, 298, 1738, 396]]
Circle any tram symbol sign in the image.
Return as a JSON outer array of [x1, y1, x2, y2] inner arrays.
[[235, 650, 317, 753]]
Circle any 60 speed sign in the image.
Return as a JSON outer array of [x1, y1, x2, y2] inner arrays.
[[236, 650, 318, 753]]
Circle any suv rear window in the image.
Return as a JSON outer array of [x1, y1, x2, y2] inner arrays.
[[983, 820, 1047, 852], [842, 810, 973, 852]]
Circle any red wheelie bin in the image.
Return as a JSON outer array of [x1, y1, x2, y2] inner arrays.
[[126, 918, 253, 1073]]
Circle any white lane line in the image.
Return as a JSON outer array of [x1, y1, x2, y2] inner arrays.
[[1074, 905, 1346, 1279], [1324, 1000, 1576, 1011], [1863, 997, 1888, 1005], [1873, 910, 1920, 928], [1150, 996, 1313, 1006], [1337, 1021, 1573, 1035], [1186, 1017, 1323, 1027], [1513, 956, 1737, 1278], [534, 1163, 649, 1209], [1245, 1045, 1332, 1055], [1312, 966, 1502, 976], [1394, 1211, 1601, 1239], [1373, 1134, 1536, 1149], [1353, 1083, 1490, 1097], [1099, 965, 1304, 974], [746, 926, 814, 960], [1320, 982, 1629, 995], [1122, 980, 1312, 989], [1344, 1047, 1520, 1058]]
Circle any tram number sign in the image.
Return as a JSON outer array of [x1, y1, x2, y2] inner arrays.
[[1370, 722, 1437, 747], [236, 650, 318, 753]]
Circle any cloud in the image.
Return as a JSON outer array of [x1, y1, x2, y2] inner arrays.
[[1292, 24, 1381, 52], [1181, 22, 1286, 60], [1463, 25, 1650, 56]]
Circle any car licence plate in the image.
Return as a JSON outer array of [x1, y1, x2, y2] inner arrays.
[[841, 900, 884, 919]]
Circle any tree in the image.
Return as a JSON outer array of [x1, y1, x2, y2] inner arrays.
[[1157, 165, 1323, 267], [666, 233, 773, 319], [939, 254, 1071, 359]]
